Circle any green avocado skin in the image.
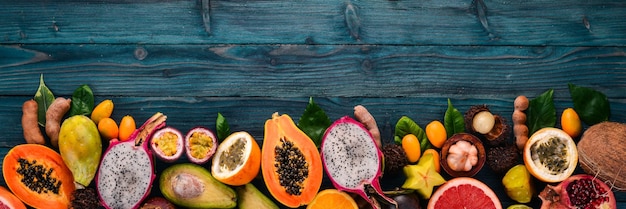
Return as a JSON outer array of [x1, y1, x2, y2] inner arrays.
[[237, 183, 279, 209], [159, 163, 236, 208]]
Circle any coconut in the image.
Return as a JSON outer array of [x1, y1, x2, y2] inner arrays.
[[578, 121, 626, 191]]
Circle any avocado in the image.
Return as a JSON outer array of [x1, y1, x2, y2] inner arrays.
[[159, 163, 236, 208], [236, 183, 279, 209]]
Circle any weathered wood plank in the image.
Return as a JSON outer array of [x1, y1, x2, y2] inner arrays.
[[1, 96, 626, 208], [1, 45, 625, 99], [1, 0, 625, 46]]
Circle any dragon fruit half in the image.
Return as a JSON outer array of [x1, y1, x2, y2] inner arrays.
[[96, 113, 167, 209], [321, 116, 397, 209]]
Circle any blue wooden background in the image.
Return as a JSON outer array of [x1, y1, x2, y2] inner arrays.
[[1, 0, 625, 208]]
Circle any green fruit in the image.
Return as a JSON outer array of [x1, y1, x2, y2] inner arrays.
[[507, 204, 533, 209], [58, 115, 102, 187], [159, 163, 236, 208], [502, 164, 535, 203], [237, 183, 279, 209]]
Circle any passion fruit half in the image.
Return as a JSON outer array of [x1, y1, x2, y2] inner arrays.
[[184, 127, 218, 164], [150, 127, 184, 163], [523, 127, 578, 183], [211, 131, 261, 186]]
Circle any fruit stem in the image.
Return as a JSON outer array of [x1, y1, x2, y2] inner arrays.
[[134, 112, 167, 147]]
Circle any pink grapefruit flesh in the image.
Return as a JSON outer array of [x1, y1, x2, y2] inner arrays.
[[428, 177, 502, 209]]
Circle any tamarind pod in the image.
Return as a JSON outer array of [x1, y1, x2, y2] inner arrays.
[[516, 135, 529, 151], [512, 110, 526, 125], [354, 105, 381, 148], [514, 95, 529, 111], [46, 97, 71, 148], [22, 99, 45, 145], [514, 125, 529, 150], [513, 95, 529, 151]]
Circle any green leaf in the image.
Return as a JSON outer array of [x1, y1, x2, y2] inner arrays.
[[527, 89, 556, 135], [568, 83, 610, 125], [216, 112, 231, 142], [34, 74, 55, 127], [69, 84, 94, 116], [394, 135, 402, 145], [394, 116, 432, 152], [444, 98, 465, 138], [297, 97, 331, 148]]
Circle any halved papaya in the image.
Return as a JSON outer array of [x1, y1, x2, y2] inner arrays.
[[262, 113, 323, 208], [2, 144, 76, 209], [0, 186, 26, 209]]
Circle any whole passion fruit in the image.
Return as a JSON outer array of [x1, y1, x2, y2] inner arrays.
[[185, 127, 218, 164], [150, 127, 184, 163]]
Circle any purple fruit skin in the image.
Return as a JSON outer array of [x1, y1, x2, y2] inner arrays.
[[151, 126, 184, 163], [184, 126, 218, 164]]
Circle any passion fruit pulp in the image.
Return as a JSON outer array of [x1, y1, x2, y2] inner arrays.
[[523, 128, 578, 183], [150, 127, 184, 163], [211, 131, 261, 186], [185, 127, 218, 164]]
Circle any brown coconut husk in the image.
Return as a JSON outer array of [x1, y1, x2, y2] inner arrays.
[[578, 121, 626, 191]]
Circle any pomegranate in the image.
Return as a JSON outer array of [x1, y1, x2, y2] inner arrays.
[[539, 174, 616, 209]]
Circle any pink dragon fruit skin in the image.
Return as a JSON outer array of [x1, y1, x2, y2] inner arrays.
[[96, 113, 166, 209], [321, 116, 397, 209]]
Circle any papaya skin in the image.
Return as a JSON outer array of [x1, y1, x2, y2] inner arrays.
[[2, 144, 75, 209], [58, 115, 102, 187], [262, 113, 323, 208]]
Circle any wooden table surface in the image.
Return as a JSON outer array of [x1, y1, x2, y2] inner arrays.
[[1, 0, 625, 208]]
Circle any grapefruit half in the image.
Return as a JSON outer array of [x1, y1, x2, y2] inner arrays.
[[428, 177, 502, 209]]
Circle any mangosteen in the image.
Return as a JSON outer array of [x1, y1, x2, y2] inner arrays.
[[382, 191, 422, 209]]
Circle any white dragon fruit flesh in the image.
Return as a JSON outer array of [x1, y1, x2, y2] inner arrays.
[[96, 113, 167, 209], [321, 116, 397, 208]]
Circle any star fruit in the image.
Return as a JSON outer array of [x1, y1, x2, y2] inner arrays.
[[401, 152, 446, 199]]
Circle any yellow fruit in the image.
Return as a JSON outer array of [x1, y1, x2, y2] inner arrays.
[[118, 115, 136, 141], [426, 120, 447, 148], [502, 165, 534, 203], [402, 134, 421, 163], [422, 149, 440, 173], [91, 99, 114, 125], [523, 128, 578, 183], [58, 115, 102, 187], [561, 108, 582, 138], [306, 189, 358, 209], [98, 118, 119, 140], [507, 204, 532, 209], [401, 152, 446, 199]]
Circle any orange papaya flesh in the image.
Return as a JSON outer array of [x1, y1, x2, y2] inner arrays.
[[262, 113, 323, 208], [2, 144, 75, 209], [0, 186, 26, 209]]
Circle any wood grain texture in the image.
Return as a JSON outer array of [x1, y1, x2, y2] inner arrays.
[[1, 45, 625, 99], [1, 0, 625, 45]]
